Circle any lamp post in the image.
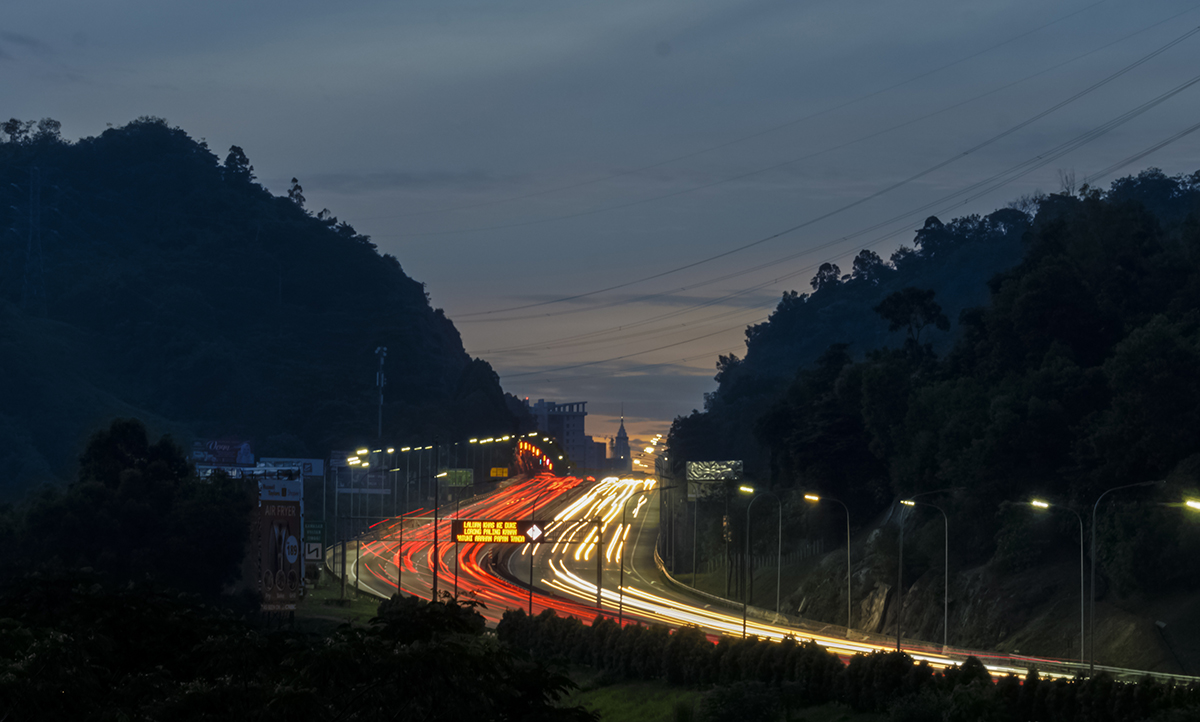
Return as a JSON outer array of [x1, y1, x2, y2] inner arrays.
[[530, 480, 548, 616], [1029, 499, 1084, 664], [1089, 479, 1164, 674], [618, 486, 645, 626], [894, 488, 954, 651], [804, 493, 851, 631], [739, 486, 780, 639], [901, 498, 949, 651], [431, 437, 444, 600]]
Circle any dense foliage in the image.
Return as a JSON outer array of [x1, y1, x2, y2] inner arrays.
[[499, 608, 1200, 722], [670, 207, 1030, 476], [0, 576, 593, 721], [0, 418, 256, 597], [0, 117, 527, 499], [667, 169, 1200, 604]]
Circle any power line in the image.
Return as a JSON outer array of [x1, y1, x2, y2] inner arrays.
[[495, 77, 1200, 378], [455, 23, 1200, 320], [352, 0, 1117, 223]]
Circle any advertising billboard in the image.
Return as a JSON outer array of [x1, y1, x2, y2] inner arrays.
[[261, 457, 325, 478], [331, 452, 390, 495], [258, 477, 304, 611], [685, 460, 744, 500], [193, 438, 255, 467]]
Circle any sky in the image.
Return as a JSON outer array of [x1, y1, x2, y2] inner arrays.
[[5, 0, 1200, 450]]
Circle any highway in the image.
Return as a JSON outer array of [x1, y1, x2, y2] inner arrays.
[[332, 473, 1198, 684]]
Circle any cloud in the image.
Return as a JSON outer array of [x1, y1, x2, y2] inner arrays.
[[0, 32, 53, 57]]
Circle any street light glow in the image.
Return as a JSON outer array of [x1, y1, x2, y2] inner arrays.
[[739, 485, 755, 494], [804, 494, 820, 502], [387, 448, 395, 454], [901, 500, 915, 506], [400, 447, 411, 452], [469, 439, 478, 443], [436, 472, 448, 478], [1187, 500, 1200, 510], [1031, 500, 1050, 509]]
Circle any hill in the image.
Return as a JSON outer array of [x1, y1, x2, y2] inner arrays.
[[0, 117, 525, 499], [665, 168, 1200, 656]]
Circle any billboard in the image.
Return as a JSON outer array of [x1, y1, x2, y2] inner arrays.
[[193, 438, 255, 467], [258, 477, 304, 611], [686, 460, 744, 481], [490, 467, 510, 478], [331, 452, 391, 494], [452, 519, 547, 544], [686, 460, 744, 500], [261, 457, 325, 478]]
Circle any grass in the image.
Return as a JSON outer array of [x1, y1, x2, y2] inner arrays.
[[563, 678, 702, 722], [564, 668, 884, 722], [294, 570, 384, 630], [563, 677, 884, 722]]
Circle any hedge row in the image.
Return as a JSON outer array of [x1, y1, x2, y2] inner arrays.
[[497, 609, 1200, 721]]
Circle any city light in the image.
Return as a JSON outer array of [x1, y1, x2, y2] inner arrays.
[[739, 485, 754, 494], [1031, 499, 1050, 509], [356, 448, 368, 455], [1187, 500, 1200, 511], [804, 494, 820, 502]]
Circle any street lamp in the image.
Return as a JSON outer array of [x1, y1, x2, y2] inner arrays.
[[804, 493, 851, 631], [1089, 479, 1164, 674], [901, 498, 949, 651], [618, 486, 645, 626], [894, 489, 954, 651], [529, 480, 549, 616], [739, 486, 781, 639], [1028, 499, 1085, 664]]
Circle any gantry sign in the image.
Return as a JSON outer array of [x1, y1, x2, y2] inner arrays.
[[452, 519, 547, 544]]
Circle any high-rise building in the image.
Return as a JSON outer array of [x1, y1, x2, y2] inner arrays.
[[526, 399, 592, 469]]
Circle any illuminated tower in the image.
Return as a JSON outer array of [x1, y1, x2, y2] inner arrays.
[[611, 414, 631, 472]]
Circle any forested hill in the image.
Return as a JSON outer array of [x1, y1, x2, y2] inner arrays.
[[671, 201, 1034, 475], [0, 117, 524, 499], [669, 168, 1200, 586]]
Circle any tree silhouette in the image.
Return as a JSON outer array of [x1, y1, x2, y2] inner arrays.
[[873, 287, 950, 346]]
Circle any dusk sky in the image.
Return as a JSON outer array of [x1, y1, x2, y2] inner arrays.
[[6, 0, 1200, 446]]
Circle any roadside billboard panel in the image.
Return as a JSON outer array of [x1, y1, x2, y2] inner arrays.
[[685, 460, 744, 500]]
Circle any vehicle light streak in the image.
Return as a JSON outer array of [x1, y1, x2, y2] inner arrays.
[[347, 471, 1075, 683]]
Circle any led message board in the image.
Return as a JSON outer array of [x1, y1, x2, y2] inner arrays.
[[452, 519, 546, 544]]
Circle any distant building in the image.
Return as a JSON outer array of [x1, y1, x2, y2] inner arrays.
[[525, 398, 635, 472], [609, 417, 631, 472], [527, 399, 592, 470]]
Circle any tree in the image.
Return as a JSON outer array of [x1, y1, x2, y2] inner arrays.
[[873, 287, 950, 347], [288, 177, 305, 208], [810, 262, 841, 291], [223, 145, 255, 183], [17, 418, 255, 596], [851, 249, 886, 284]]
